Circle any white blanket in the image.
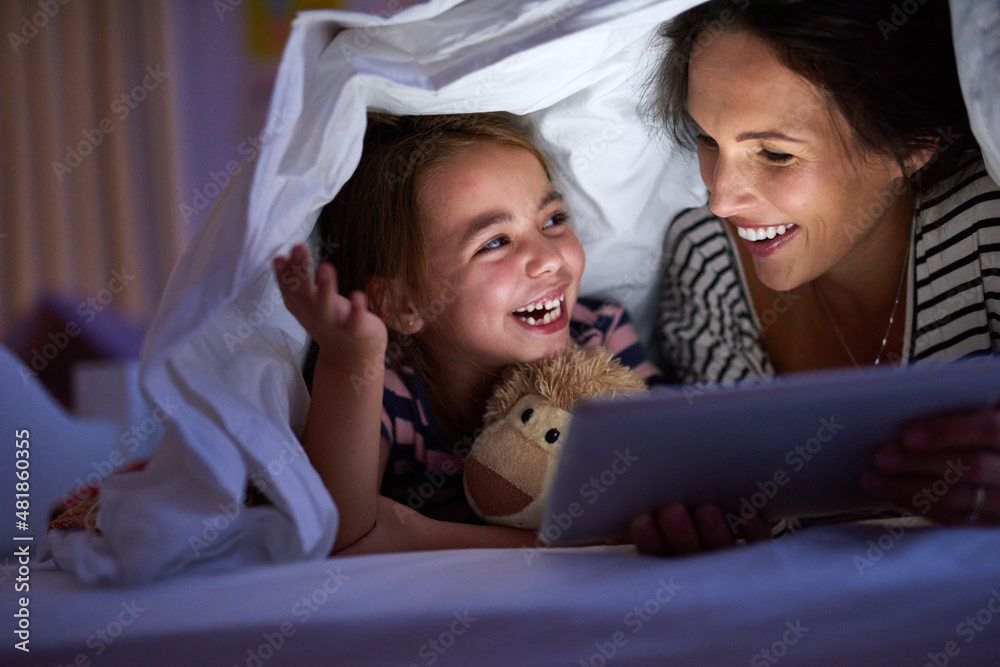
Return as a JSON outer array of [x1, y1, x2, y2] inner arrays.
[[42, 0, 1000, 583]]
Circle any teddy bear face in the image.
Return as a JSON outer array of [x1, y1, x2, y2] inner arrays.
[[463, 394, 571, 527]]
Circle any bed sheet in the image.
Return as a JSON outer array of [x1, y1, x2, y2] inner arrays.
[[8, 524, 1000, 666]]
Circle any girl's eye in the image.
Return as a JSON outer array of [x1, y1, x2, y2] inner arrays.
[[544, 211, 569, 229], [762, 149, 793, 164], [478, 235, 510, 254]]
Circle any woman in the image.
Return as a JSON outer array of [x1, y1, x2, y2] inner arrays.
[[631, 0, 1000, 555]]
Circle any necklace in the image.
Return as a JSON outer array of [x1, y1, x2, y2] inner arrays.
[[813, 242, 910, 368]]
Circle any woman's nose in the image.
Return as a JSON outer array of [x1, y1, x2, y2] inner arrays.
[[704, 153, 756, 219]]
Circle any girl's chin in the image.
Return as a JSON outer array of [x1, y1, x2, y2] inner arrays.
[[515, 335, 571, 364]]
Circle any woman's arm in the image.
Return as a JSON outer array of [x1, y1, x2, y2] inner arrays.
[[275, 244, 389, 551]]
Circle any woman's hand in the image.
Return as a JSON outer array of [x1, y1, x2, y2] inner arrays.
[[864, 405, 1000, 526], [629, 502, 771, 556], [274, 244, 387, 359]]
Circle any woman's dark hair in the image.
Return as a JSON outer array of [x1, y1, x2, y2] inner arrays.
[[648, 0, 977, 192]]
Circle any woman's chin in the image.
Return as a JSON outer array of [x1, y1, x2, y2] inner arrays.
[[752, 260, 805, 294]]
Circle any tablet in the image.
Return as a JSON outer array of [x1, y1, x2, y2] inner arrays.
[[539, 355, 1000, 546]]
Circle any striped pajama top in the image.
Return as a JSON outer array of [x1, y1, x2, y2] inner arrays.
[[658, 154, 1000, 386], [380, 296, 661, 522]]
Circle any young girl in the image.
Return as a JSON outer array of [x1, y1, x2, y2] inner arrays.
[[274, 112, 659, 554]]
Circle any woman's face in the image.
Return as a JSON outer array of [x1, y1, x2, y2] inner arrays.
[[686, 30, 911, 292]]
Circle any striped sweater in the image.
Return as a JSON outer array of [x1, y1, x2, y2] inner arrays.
[[658, 154, 1000, 385]]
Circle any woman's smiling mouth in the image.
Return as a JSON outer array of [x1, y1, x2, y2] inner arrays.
[[736, 223, 797, 241]]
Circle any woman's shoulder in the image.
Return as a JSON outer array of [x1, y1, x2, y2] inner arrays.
[[664, 205, 726, 246], [661, 204, 737, 294], [916, 153, 1000, 234]]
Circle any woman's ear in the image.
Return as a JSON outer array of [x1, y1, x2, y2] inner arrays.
[[366, 276, 425, 335], [905, 145, 937, 177]]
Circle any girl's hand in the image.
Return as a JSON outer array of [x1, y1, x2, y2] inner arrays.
[[864, 405, 1000, 526], [629, 502, 771, 556], [273, 244, 388, 358]]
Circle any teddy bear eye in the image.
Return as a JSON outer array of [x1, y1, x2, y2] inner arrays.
[[521, 409, 533, 423], [545, 428, 560, 444]]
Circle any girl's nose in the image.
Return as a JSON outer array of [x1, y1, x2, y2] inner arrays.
[[524, 235, 563, 277]]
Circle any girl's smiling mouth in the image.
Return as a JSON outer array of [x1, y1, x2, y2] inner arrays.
[[511, 292, 566, 328]]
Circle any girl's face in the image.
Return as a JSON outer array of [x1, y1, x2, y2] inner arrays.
[[414, 141, 585, 374], [686, 30, 912, 292]]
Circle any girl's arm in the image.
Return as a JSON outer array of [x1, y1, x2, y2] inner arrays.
[[338, 495, 540, 555], [275, 244, 388, 551]]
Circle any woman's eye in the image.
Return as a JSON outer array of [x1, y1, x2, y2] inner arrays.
[[478, 236, 510, 254], [696, 134, 718, 150], [544, 211, 569, 229], [762, 149, 793, 164]]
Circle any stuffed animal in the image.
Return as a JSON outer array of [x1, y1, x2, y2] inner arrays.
[[463, 345, 647, 529]]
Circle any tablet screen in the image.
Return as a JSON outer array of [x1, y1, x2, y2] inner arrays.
[[539, 356, 1000, 545]]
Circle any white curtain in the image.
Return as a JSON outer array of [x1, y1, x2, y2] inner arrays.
[[0, 0, 183, 334]]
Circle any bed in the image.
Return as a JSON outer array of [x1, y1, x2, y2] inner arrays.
[[4, 0, 1000, 664], [9, 524, 1000, 665]]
